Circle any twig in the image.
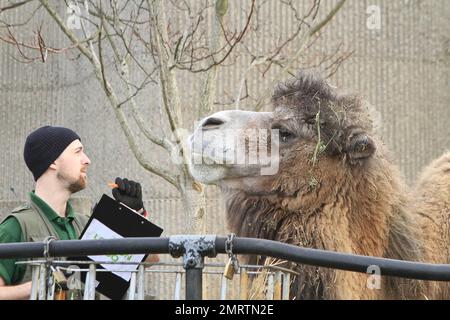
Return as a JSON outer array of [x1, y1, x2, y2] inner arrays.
[[0, 0, 34, 13], [254, 0, 347, 111], [39, 0, 179, 188], [173, 0, 255, 73]]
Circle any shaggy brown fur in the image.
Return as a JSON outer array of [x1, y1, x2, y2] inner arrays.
[[221, 72, 448, 299], [412, 152, 450, 299]]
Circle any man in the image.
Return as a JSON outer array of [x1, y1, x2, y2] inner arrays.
[[0, 126, 150, 299]]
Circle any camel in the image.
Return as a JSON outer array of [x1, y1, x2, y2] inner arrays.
[[186, 71, 450, 299], [411, 151, 450, 299]]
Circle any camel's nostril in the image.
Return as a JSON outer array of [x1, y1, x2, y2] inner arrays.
[[202, 117, 224, 129]]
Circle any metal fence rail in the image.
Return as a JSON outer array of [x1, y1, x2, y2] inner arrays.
[[1, 235, 450, 300], [17, 259, 293, 300]]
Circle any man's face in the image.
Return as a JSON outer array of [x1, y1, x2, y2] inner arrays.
[[54, 139, 91, 193]]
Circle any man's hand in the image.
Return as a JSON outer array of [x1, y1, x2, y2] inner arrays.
[[111, 177, 144, 213]]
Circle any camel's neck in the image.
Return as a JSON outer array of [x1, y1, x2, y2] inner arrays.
[[224, 191, 321, 245], [222, 155, 414, 258], [221, 152, 422, 299], [223, 190, 345, 299]]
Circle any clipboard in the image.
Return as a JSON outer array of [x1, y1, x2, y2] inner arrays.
[[70, 194, 163, 300]]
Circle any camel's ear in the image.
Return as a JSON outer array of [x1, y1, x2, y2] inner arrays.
[[346, 133, 376, 162]]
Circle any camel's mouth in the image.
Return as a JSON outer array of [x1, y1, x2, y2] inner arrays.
[[186, 110, 280, 184], [187, 134, 224, 165], [189, 151, 227, 168], [186, 137, 229, 184], [187, 137, 280, 186]]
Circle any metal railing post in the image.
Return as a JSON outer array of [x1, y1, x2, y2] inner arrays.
[[273, 271, 282, 300], [282, 272, 291, 300], [83, 264, 96, 300], [174, 272, 182, 300], [185, 267, 203, 300], [220, 275, 227, 300], [128, 272, 137, 300], [266, 273, 274, 300], [137, 264, 145, 300], [240, 267, 249, 299], [38, 263, 47, 300], [169, 235, 217, 300], [30, 264, 39, 300], [46, 273, 55, 300]]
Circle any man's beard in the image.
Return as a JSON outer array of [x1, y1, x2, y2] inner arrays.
[[69, 175, 87, 193], [58, 172, 87, 193]]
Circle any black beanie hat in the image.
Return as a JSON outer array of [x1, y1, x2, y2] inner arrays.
[[24, 126, 81, 181]]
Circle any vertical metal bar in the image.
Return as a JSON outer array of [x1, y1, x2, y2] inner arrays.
[[30, 264, 39, 300], [266, 273, 274, 300], [282, 273, 291, 300], [185, 268, 202, 300], [38, 263, 47, 300], [273, 271, 282, 300], [128, 272, 137, 300], [239, 267, 249, 300], [137, 264, 145, 300], [220, 276, 227, 300], [83, 269, 90, 300], [88, 264, 96, 300], [46, 273, 55, 300], [174, 272, 182, 300]]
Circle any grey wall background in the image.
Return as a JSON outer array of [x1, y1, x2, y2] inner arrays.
[[0, 0, 449, 298]]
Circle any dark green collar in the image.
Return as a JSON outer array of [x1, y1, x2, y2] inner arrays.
[[29, 192, 75, 221]]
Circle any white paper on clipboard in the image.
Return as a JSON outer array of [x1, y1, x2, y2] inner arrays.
[[82, 218, 145, 281]]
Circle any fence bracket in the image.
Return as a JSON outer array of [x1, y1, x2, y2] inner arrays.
[[168, 235, 217, 269]]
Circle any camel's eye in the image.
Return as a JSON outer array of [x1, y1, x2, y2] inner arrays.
[[279, 128, 295, 143], [272, 123, 296, 143], [305, 117, 316, 125]]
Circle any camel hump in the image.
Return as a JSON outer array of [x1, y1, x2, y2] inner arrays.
[[430, 151, 450, 173], [416, 151, 450, 189]]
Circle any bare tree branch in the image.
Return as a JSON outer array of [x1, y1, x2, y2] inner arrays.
[[102, 18, 174, 152], [147, 0, 182, 132], [197, 0, 226, 118], [0, 24, 96, 62], [39, 0, 95, 62], [39, 0, 179, 188], [0, 0, 35, 13], [254, 0, 347, 111], [173, 0, 255, 74], [0, 2, 41, 28], [309, 0, 346, 37], [97, 19, 111, 96]]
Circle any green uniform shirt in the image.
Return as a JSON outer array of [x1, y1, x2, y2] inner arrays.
[[0, 192, 78, 285]]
